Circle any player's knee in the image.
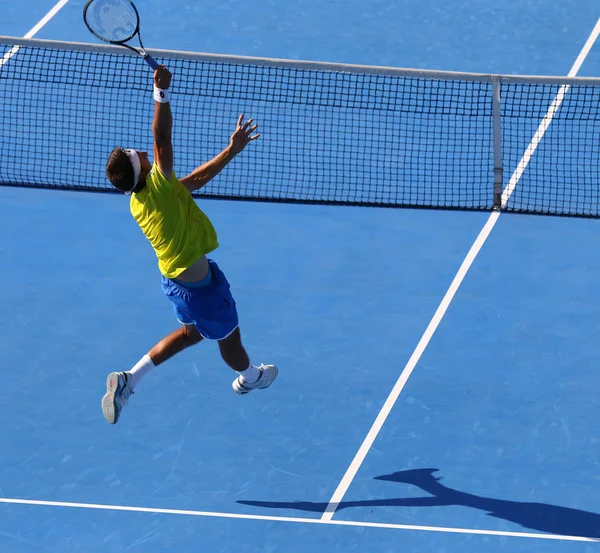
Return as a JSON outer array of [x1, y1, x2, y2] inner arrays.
[[218, 328, 242, 353], [218, 328, 249, 370], [182, 324, 203, 345]]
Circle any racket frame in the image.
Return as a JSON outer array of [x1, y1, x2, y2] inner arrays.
[[83, 0, 159, 69]]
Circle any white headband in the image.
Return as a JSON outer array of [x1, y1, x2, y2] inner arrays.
[[124, 149, 141, 193]]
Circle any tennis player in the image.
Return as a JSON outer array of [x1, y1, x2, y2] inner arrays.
[[101, 65, 278, 424]]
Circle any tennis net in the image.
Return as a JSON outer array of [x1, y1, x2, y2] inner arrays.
[[1, 36, 600, 217]]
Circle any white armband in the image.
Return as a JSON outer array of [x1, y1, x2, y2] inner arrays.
[[154, 86, 170, 103]]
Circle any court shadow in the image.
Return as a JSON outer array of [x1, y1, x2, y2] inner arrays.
[[237, 468, 600, 539]]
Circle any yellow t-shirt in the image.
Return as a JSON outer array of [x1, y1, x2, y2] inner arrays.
[[130, 163, 219, 278]]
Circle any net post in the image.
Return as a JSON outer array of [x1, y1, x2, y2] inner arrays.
[[491, 74, 503, 210]]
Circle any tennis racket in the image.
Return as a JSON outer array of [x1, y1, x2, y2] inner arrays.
[[83, 0, 159, 69]]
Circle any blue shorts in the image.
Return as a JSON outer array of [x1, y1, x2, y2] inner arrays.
[[161, 259, 239, 340]]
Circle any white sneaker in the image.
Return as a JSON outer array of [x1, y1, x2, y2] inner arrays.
[[232, 364, 279, 395], [102, 372, 133, 424]]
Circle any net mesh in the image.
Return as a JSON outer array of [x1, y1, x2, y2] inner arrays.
[[1, 39, 600, 217]]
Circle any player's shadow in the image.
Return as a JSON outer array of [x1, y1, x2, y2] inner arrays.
[[237, 468, 600, 539]]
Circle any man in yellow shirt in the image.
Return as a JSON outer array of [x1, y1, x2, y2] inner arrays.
[[101, 65, 278, 424]]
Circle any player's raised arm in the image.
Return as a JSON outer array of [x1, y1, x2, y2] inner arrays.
[[152, 65, 173, 181], [180, 114, 260, 192]]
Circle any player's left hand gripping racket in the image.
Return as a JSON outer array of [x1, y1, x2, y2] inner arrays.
[[83, 0, 159, 69]]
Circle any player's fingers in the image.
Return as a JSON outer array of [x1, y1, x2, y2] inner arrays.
[[242, 118, 254, 130], [237, 114, 244, 128]]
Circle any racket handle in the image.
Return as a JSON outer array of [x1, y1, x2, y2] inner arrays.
[[144, 54, 159, 70]]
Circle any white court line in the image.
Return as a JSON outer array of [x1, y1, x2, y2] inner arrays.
[[320, 17, 600, 522], [0, 497, 597, 543], [0, 0, 70, 67]]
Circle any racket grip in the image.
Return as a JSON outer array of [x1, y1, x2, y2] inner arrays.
[[144, 54, 159, 70]]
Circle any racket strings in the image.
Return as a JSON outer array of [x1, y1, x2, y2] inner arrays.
[[86, 0, 138, 42]]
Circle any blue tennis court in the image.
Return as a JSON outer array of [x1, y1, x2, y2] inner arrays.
[[1, 1, 600, 552]]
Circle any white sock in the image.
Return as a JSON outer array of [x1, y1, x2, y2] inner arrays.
[[128, 354, 155, 391], [240, 363, 260, 383]]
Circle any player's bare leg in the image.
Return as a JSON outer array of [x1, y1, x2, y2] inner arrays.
[[221, 328, 278, 395], [102, 325, 203, 424]]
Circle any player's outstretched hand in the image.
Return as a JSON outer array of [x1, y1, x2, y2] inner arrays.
[[229, 114, 260, 155]]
